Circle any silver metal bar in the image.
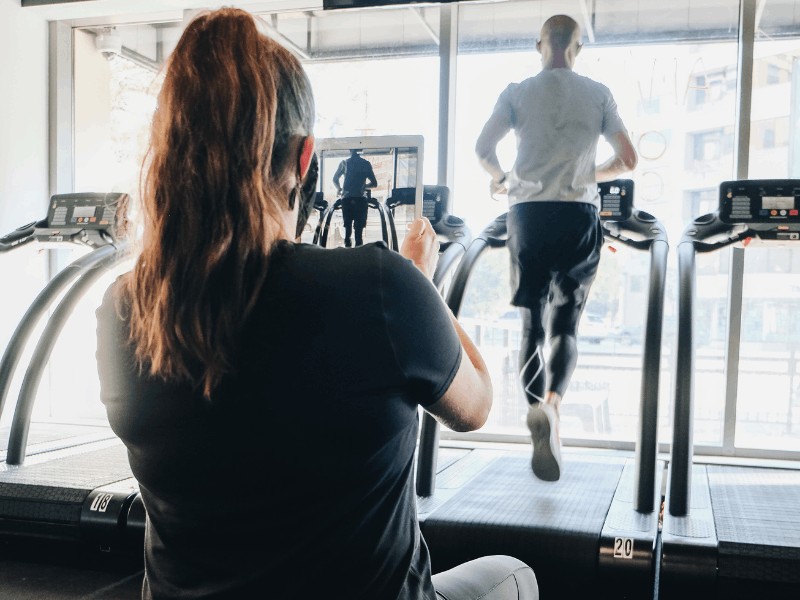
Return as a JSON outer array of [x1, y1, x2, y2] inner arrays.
[[410, 7, 440, 46], [755, 0, 767, 31], [722, 0, 757, 452], [48, 21, 74, 282], [120, 46, 160, 72], [578, 0, 596, 44], [266, 13, 310, 60], [437, 4, 458, 189]]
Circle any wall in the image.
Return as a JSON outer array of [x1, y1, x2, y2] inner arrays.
[[0, 0, 48, 229], [0, 0, 50, 424]]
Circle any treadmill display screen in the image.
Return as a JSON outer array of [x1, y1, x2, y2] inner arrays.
[[762, 196, 795, 210], [47, 193, 124, 230], [72, 206, 97, 221], [719, 179, 800, 224], [597, 179, 633, 221]]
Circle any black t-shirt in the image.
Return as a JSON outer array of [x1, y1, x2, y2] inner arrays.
[[96, 241, 462, 600], [335, 155, 377, 198]]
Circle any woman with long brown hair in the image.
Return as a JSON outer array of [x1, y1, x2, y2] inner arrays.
[[97, 8, 537, 599]]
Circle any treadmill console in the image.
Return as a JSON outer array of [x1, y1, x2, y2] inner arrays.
[[719, 180, 800, 238], [38, 192, 127, 246], [598, 179, 633, 221]]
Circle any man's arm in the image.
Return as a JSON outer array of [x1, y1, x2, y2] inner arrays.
[[596, 130, 638, 182], [332, 160, 345, 193], [365, 165, 378, 189], [475, 110, 512, 185]]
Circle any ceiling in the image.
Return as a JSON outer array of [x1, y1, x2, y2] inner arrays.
[[27, 1, 800, 63]]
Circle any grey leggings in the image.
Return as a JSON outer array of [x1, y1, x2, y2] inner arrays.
[[432, 555, 538, 600]]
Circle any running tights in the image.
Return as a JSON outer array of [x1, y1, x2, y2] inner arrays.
[[518, 307, 578, 404]]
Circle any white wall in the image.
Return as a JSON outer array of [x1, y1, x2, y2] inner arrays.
[[0, 0, 48, 229], [0, 0, 50, 423]]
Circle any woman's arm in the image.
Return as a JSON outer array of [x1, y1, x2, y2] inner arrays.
[[400, 218, 493, 432]]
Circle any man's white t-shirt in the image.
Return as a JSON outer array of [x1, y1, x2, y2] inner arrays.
[[490, 68, 628, 208]]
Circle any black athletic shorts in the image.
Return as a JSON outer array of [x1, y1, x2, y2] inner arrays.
[[507, 201, 604, 332], [342, 196, 368, 228]]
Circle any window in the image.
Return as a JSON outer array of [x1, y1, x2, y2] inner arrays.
[[65, 6, 441, 423], [688, 127, 734, 163], [452, 0, 738, 445], [55, 0, 800, 458], [687, 69, 735, 109], [734, 6, 800, 452]]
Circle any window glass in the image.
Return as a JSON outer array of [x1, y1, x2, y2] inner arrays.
[[736, 1, 800, 452], [453, 0, 739, 445], [51, 25, 165, 424], [0, 245, 48, 428], [60, 1, 800, 457], [63, 7, 439, 423]]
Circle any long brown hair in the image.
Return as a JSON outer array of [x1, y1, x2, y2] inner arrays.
[[124, 8, 314, 398]]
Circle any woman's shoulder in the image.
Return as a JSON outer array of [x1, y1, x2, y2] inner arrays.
[[282, 241, 413, 274], [96, 275, 131, 322]]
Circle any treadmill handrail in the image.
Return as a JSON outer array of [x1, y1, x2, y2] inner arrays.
[[417, 216, 504, 496], [317, 199, 340, 247], [416, 209, 669, 509], [667, 210, 751, 517], [316, 197, 396, 249], [432, 242, 467, 294], [0, 245, 119, 424], [668, 241, 697, 517], [679, 211, 751, 252], [634, 236, 668, 512], [416, 246, 469, 497], [367, 197, 395, 251], [603, 209, 668, 249], [5, 243, 129, 466], [0, 220, 41, 253]]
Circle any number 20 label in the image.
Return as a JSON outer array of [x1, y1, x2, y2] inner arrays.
[[613, 537, 634, 559]]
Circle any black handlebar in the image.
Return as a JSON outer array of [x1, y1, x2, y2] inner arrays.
[[0, 220, 42, 252]]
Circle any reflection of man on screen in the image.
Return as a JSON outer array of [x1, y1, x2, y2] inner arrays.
[[333, 149, 378, 247]]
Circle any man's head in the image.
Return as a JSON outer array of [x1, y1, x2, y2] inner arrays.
[[537, 15, 582, 68]]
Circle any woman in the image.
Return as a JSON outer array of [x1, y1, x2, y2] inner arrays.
[[96, 8, 537, 600]]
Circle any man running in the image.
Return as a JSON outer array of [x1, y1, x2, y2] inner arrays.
[[333, 149, 378, 247], [475, 14, 637, 481]]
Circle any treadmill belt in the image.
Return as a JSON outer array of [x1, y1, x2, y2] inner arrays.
[[432, 448, 469, 474], [0, 444, 132, 528], [708, 465, 800, 584], [422, 453, 625, 585], [1, 424, 117, 461]]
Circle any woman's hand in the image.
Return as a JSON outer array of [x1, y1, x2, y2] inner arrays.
[[400, 217, 439, 280]]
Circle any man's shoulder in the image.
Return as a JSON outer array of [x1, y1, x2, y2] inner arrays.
[[560, 70, 613, 97], [531, 68, 608, 87]]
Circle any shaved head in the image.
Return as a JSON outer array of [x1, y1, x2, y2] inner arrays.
[[540, 15, 581, 51]]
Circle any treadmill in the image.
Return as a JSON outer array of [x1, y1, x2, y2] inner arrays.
[[386, 184, 473, 294], [660, 179, 800, 599], [0, 194, 130, 462], [0, 193, 142, 558], [314, 191, 395, 249], [416, 180, 669, 598], [0, 187, 472, 562]]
